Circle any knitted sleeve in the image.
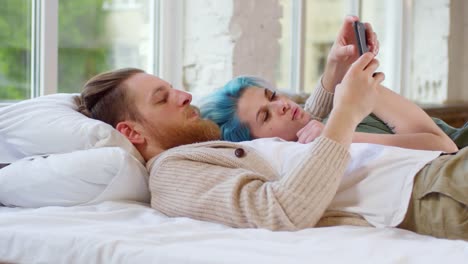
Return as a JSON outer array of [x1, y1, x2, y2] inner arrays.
[[304, 78, 334, 121], [148, 137, 350, 231]]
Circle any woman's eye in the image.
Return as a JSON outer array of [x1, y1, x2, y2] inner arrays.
[[264, 88, 276, 101], [262, 111, 270, 122], [270, 91, 277, 101], [156, 95, 168, 104]]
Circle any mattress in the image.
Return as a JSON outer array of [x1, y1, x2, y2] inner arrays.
[[0, 201, 467, 263]]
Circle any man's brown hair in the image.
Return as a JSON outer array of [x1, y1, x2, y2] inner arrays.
[[74, 68, 144, 127]]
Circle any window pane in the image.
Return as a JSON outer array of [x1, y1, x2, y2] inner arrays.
[[276, 0, 292, 90], [58, 0, 155, 93], [303, 0, 345, 93], [361, 0, 401, 95], [362, 0, 449, 104], [0, 0, 32, 101], [407, 0, 449, 103]]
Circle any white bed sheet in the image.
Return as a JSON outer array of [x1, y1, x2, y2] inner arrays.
[[1, 201, 467, 264]]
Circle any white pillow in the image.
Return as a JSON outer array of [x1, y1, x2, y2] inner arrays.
[[0, 93, 143, 163], [0, 147, 150, 208]]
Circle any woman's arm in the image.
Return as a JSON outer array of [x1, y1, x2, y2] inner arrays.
[[354, 85, 458, 152], [299, 85, 459, 152]]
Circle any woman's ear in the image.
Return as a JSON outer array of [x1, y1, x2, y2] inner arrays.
[[115, 121, 145, 144]]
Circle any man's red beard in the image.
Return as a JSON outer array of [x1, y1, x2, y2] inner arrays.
[[143, 107, 221, 151]]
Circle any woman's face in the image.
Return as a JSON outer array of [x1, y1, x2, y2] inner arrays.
[[237, 86, 312, 141]]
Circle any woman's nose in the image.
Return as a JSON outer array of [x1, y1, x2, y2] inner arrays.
[[271, 100, 289, 114]]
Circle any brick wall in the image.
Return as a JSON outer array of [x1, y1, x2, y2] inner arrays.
[[183, 0, 281, 104]]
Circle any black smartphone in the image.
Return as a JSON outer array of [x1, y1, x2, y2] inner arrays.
[[353, 21, 369, 56]]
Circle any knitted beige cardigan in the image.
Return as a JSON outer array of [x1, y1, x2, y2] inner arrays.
[[148, 83, 370, 231]]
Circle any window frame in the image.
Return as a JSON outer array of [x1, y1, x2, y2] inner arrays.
[[39, 0, 58, 96], [157, 0, 184, 90], [289, 0, 305, 93]]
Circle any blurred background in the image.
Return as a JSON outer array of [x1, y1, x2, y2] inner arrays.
[[0, 0, 466, 118]]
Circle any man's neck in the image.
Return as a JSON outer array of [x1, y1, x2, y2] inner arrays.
[[138, 144, 165, 163]]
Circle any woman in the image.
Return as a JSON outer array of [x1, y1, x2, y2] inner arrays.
[[199, 14, 461, 152], [192, 16, 466, 240], [200, 75, 462, 152], [197, 53, 467, 239]]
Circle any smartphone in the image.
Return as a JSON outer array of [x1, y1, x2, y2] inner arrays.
[[353, 21, 369, 56]]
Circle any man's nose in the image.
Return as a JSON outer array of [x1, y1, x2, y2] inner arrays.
[[176, 90, 192, 106]]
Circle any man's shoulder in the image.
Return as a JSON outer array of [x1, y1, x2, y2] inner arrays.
[[169, 140, 243, 151], [152, 140, 245, 163], [147, 140, 253, 174]]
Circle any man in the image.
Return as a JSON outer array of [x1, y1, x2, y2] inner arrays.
[[75, 67, 221, 161], [75, 17, 466, 240]]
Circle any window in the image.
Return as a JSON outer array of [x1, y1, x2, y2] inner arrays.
[[362, 0, 450, 103], [302, 0, 345, 93], [57, 0, 157, 93], [276, 0, 292, 90], [0, 0, 33, 102], [277, 0, 452, 104], [0, 0, 160, 102], [1, 0, 457, 105], [403, 0, 450, 103], [361, 0, 402, 96], [277, 0, 346, 93]]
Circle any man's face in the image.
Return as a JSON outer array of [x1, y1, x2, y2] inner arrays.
[[123, 73, 220, 151]]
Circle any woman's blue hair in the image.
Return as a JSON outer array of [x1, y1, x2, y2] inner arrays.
[[200, 76, 271, 142]]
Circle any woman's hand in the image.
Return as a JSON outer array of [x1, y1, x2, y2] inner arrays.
[[322, 15, 379, 93], [333, 53, 385, 125], [319, 53, 384, 148], [296, 120, 324, 144]]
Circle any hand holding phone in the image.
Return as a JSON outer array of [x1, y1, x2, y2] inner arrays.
[[353, 21, 369, 56]]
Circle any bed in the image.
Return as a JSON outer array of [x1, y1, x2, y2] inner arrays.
[[0, 94, 467, 263], [1, 201, 467, 263]]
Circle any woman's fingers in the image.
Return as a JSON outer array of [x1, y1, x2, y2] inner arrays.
[[351, 52, 375, 71], [364, 22, 379, 55], [297, 120, 323, 143], [335, 44, 355, 58], [372, 72, 385, 84], [364, 57, 380, 73]]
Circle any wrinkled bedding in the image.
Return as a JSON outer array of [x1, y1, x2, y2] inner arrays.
[[1, 201, 467, 264]]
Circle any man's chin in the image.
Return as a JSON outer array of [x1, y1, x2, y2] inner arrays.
[[153, 118, 221, 150], [196, 118, 221, 141]]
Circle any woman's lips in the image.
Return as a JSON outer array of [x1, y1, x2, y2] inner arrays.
[[292, 107, 298, 120]]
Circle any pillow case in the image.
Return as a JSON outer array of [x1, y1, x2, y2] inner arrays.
[[0, 147, 150, 208], [0, 93, 143, 163], [0, 136, 23, 163]]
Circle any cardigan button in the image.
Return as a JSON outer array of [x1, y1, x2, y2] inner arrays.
[[234, 148, 245, 158]]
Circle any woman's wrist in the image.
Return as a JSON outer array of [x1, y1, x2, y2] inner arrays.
[[322, 107, 361, 148], [322, 60, 348, 93]]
